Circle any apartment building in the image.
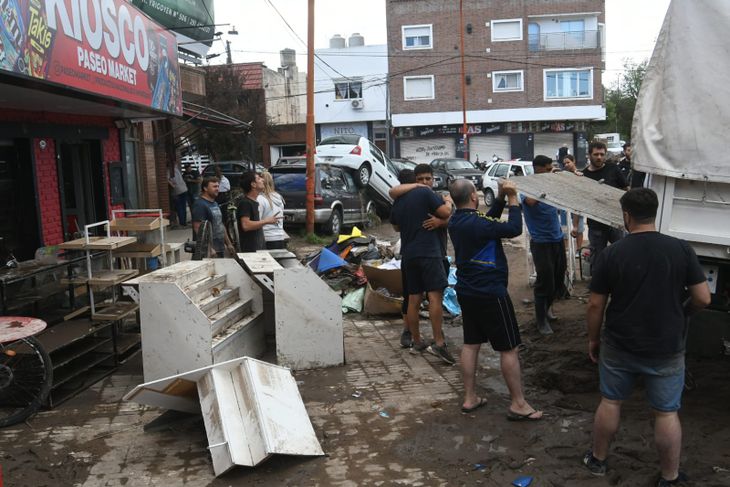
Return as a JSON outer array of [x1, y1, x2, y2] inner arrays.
[[314, 34, 389, 152], [387, 0, 605, 166]]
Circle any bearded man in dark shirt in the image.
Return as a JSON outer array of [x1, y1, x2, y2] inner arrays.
[[582, 188, 711, 486], [582, 141, 628, 268]]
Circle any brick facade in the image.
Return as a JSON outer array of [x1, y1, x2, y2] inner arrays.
[[387, 0, 604, 115], [33, 138, 63, 246], [0, 109, 122, 246]]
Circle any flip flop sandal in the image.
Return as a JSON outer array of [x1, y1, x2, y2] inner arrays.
[[506, 410, 543, 422], [461, 397, 488, 413]]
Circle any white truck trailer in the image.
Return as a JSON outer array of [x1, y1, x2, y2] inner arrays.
[[633, 0, 730, 354]]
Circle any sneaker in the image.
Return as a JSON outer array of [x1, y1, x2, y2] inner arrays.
[[409, 340, 430, 354], [400, 329, 413, 348], [427, 343, 456, 365], [657, 471, 688, 487], [582, 450, 606, 476]]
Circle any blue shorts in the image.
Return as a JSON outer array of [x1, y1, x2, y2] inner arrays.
[[598, 344, 685, 412]]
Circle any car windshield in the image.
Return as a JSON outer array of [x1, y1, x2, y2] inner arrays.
[[319, 135, 361, 146], [445, 159, 476, 170]]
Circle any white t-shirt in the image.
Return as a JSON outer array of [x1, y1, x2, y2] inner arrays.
[[170, 167, 187, 196], [256, 193, 289, 242], [218, 175, 231, 193]]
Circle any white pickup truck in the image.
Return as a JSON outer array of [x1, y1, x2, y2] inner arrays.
[[633, 0, 730, 355]]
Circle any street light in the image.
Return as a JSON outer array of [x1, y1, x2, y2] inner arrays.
[[178, 32, 223, 46]]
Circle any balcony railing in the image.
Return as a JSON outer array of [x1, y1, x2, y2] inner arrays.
[[529, 30, 601, 51]]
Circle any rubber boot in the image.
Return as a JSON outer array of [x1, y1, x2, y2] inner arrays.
[[534, 296, 554, 335]]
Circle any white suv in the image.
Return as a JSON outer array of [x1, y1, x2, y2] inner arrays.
[[481, 160, 534, 206], [316, 135, 400, 207]]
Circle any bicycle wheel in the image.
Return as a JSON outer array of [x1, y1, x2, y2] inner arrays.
[[0, 336, 53, 428], [193, 220, 212, 260]]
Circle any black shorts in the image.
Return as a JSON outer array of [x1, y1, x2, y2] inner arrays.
[[403, 257, 448, 295], [458, 293, 521, 351], [401, 257, 450, 314]]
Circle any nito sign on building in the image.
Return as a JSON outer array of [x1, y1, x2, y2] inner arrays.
[[320, 122, 368, 139]]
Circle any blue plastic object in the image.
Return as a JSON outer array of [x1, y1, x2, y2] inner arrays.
[[442, 287, 461, 316], [448, 266, 457, 286], [317, 248, 347, 273], [512, 476, 533, 487]]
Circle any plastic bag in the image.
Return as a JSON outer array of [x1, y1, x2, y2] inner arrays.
[[442, 287, 461, 316], [341, 287, 366, 314]]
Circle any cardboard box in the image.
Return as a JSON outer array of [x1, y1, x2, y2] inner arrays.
[[361, 265, 403, 316]]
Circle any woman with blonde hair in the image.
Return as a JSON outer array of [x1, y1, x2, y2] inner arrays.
[[257, 171, 289, 249]]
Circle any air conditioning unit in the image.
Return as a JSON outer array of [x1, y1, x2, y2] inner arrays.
[[351, 99, 364, 110]]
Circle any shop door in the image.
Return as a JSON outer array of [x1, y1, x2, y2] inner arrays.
[[533, 133, 573, 162], [468, 135, 511, 164], [0, 139, 40, 260], [58, 141, 106, 239], [399, 137, 455, 164]]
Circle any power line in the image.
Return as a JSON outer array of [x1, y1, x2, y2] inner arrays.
[[261, 0, 353, 83]]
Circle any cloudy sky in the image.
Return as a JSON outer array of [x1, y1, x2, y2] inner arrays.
[[214, 0, 671, 87]]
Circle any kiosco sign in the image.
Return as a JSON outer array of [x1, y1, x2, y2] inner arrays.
[[0, 0, 182, 115]]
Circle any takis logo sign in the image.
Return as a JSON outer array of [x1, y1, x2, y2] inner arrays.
[[0, 0, 182, 115]]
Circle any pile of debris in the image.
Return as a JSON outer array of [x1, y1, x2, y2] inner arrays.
[[303, 227, 461, 319]]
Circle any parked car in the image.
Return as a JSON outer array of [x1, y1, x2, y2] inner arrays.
[[315, 135, 400, 208], [274, 156, 307, 167], [270, 162, 377, 235], [201, 161, 266, 189], [430, 158, 484, 190], [481, 160, 534, 206], [391, 158, 417, 175]]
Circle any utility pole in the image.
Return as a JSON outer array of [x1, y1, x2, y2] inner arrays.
[[459, 0, 469, 161], [305, 0, 315, 234]]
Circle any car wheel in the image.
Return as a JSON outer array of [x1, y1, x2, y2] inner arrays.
[[324, 208, 343, 236], [356, 164, 371, 187], [484, 188, 495, 207], [364, 201, 379, 228]]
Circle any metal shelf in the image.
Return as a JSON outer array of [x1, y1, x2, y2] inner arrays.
[[51, 351, 114, 391]]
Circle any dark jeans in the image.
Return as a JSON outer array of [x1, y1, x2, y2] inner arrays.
[[530, 240, 567, 299], [174, 192, 188, 226], [588, 224, 624, 267]]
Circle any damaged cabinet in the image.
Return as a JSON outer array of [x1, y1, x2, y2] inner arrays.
[[124, 356, 325, 476], [133, 260, 265, 382]]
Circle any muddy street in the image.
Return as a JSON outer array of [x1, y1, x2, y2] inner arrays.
[[1, 224, 729, 487]]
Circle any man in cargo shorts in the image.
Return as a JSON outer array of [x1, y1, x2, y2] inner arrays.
[[583, 188, 711, 486], [390, 164, 455, 364]]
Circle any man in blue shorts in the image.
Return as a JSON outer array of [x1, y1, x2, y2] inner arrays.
[[583, 188, 710, 486], [390, 163, 455, 364], [447, 178, 542, 419]]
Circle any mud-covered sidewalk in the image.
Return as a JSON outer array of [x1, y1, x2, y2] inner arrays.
[[2, 238, 729, 487]]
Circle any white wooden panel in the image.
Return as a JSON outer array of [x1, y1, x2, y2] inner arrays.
[[198, 372, 235, 475], [274, 267, 344, 369], [244, 358, 324, 456], [140, 281, 212, 382]]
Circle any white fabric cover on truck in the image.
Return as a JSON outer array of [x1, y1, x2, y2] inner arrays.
[[632, 0, 730, 183]]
